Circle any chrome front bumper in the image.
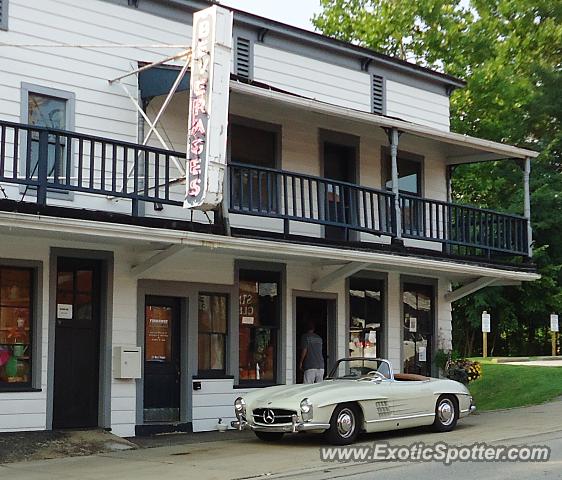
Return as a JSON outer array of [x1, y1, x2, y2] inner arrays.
[[231, 415, 329, 433]]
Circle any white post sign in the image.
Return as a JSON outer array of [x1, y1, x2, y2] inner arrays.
[[184, 6, 233, 210], [551, 314, 559, 333], [481, 311, 491, 333]]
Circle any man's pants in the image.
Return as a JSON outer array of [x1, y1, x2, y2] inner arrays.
[[303, 368, 324, 384]]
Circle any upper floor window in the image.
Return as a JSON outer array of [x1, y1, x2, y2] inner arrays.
[[230, 123, 277, 168], [21, 84, 75, 182], [0, 0, 9, 31], [383, 153, 422, 196], [230, 120, 280, 213]]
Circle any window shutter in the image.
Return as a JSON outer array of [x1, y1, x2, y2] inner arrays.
[[0, 0, 8, 31], [235, 37, 252, 79], [372, 74, 384, 115]]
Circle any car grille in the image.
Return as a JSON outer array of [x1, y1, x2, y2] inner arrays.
[[252, 408, 297, 425]]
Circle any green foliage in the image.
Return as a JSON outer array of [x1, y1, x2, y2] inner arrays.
[[315, 0, 562, 356], [469, 363, 562, 410]]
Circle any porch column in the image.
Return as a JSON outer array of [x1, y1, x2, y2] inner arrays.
[[523, 156, 533, 256], [390, 128, 402, 240]]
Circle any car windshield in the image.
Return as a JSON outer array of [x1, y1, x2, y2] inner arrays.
[[327, 358, 392, 380]]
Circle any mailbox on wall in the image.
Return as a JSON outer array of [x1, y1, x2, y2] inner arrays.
[[113, 346, 142, 379]]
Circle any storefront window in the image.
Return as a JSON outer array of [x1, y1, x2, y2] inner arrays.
[[0, 267, 33, 388], [349, 277, 384, 359], [238, 269, 280, 385], [198, 293, 228, 375]]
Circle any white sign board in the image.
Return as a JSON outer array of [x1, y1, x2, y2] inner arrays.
[[551, 314, 559, 333], [409, 317, 417, 333], [418, 346, 427, 362], [482, 312, 491, 333], [57, 304, 73, 320], [184, 6, 233, 210]]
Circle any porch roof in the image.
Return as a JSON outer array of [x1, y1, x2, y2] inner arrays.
[[0, 211, 540, 285], [229, 80, 539, 163]]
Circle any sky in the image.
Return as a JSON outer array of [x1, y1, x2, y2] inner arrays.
[[219, 0, 321, 31]]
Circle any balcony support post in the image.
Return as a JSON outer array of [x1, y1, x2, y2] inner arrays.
[[523, 156, 532, 256], [36, 129, 49, 206], [389, 127, 402, 239]]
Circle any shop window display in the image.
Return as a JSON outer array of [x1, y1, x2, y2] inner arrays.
[[0, 268, 33, 388], [239, 270, 280, 384]]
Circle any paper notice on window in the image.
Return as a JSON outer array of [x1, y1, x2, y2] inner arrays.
[[57, 304, 73, 320], [241, 316, 254, 325], [409, 317, 417, 333], [367, 331, 377, 343], [418, 346, 427, 362]]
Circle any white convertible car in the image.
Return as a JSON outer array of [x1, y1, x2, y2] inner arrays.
[[232, 357, 475, 445]]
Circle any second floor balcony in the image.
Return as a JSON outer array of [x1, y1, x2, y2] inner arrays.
[[0, 119, 532, 264]]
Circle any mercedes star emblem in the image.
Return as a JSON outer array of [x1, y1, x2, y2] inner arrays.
[[263, 409, 275, 424]]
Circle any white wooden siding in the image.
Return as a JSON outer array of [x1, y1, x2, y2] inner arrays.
[[0, 0, 192, 218], [253, 44, 372, 112], [386, 80, 450, 131]]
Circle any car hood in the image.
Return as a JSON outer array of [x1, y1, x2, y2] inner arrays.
[[243, 379, 386, 409]]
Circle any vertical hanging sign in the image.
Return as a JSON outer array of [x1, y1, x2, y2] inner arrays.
[[184, 6, 233, 210]]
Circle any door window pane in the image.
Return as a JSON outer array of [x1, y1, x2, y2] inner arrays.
[[198, 294, 228, 374], [403, 283, 434, 376], [145, 305, 173, 362], [0, 267, 33, 388], [238, 270, 280, 384], [349, 278, 384, 359]]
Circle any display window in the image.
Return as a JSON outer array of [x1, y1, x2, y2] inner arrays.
[[238, 269, 280, 385], [0, 267, 33, 388], [198, 293, 228, 375]]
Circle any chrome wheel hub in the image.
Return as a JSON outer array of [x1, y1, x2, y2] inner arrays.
[[336, 408, 355, 438], [437, 399, 455, 426]]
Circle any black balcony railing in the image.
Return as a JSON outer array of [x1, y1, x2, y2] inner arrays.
[[229, 163, 530, 258], [0, 120, 530, 259], [0, 120, 186, 215], [229, 162, 395, 237]]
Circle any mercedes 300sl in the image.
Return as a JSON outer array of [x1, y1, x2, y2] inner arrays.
[[231, 357, 475, 445]]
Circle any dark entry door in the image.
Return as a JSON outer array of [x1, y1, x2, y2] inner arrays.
[[295, 297, 334, 383], [53, 258, 101, 429], [144, 296, 181, 423], [403, 283, 434, 377], [323, 142, 357, 241]]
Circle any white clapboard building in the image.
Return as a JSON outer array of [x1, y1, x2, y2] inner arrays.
[[0, 0, 538, 436]]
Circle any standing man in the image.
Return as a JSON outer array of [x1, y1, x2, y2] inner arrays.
[[299, 321, 325, 384]]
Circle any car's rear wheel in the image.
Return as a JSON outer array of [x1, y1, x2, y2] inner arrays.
[[432, 395, 459, 432], [325, 403, 361, 445], [254, 431, 285, 442]]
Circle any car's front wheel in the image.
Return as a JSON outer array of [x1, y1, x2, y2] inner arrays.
[[254, 431, 284, 442], [432, 395, 459, 432], [325, 403, 361, 445]]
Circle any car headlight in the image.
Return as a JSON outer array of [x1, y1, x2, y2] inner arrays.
[[234, 397, 246, 417], [300, 398, 313, 421]]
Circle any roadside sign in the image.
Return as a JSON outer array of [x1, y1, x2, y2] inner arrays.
[[481, 311, 491, 333], [550, 314, 559, 332]]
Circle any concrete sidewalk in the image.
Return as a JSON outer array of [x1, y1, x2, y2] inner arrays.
[[1, 399, 562, 480]]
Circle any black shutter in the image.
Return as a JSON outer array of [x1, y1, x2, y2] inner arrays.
[[0, 0, 7, 31], [235, 37, 252, 79], [372, 74, 384, 115]]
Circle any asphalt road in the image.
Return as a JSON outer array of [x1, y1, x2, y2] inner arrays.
[[1, 399, 562, 480], [281, 429, 562, 480]]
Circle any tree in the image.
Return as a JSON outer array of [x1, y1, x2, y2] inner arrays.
[[314, 0, 562, 355]]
